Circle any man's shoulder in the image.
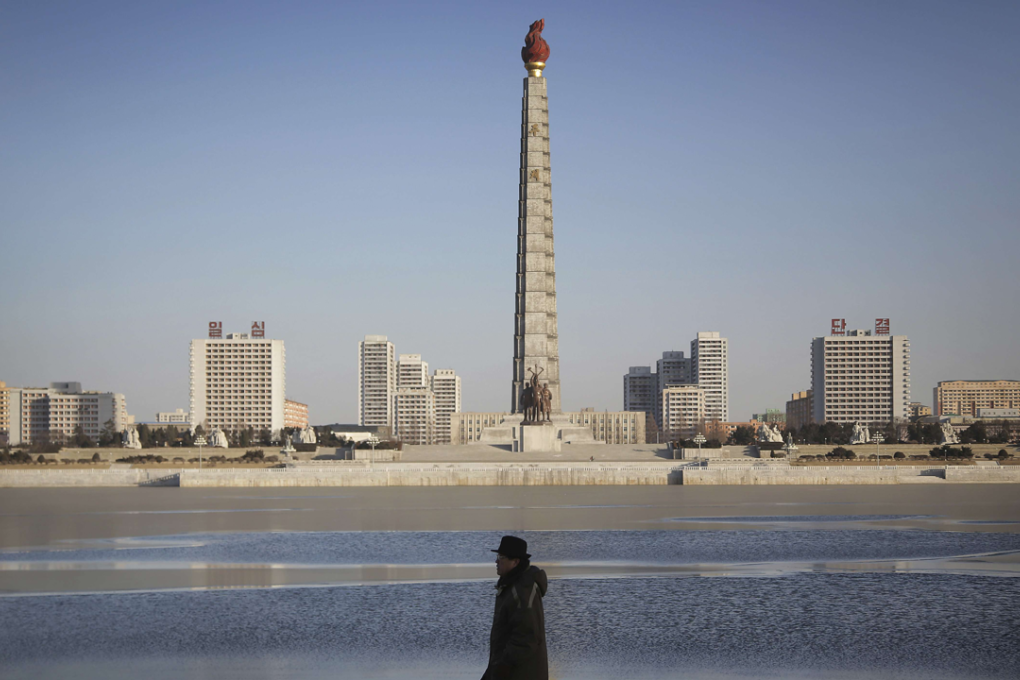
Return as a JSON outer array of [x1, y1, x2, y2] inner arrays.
[[513, 565, 548, 597]]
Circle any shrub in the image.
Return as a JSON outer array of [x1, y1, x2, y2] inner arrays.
[[173, 457, 185, 463], [827, 447, 856, 459], [893, 451, 905, 459], [37, 454, 46, 464], [265, 455, 279, 462], [92, 452, 101, 462], [999, 449, 1010, 459], [770, 451, 786, 458], [241, 449, 265, 462]]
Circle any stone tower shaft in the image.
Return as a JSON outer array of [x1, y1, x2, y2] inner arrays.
[[512, 74, 560, 414]]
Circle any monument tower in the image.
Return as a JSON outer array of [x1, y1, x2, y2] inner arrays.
[[512, 19, 561, 416]]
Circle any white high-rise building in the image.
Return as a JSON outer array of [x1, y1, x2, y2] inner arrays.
[[623, 366, 656, 414], [431, 369, 461, 445], [397, 354, 429, 388], [656, 351, 691, 427], [359, 335, 396, 427], [190, 333, 286, 434], [811, 329, 910, 424], [691, 332, 728, 422], [661, 384, 705, 440], [5, 382, 129, 445], [392, 386, 435, 445]]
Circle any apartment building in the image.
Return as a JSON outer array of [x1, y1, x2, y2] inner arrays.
[[397, 354, 429, 388], [0, 381, 9, 444], [623, 366, 656, 414], [691, 332, 728, 422], [392, 386, 435, 445], [660, 384, 706, 440], [284, 399, 309, 429], [810, 329, 911, 424], [786, 390, 814, 430], [190, 333, 286, 434], [431, 369, 461, 445], [358, 335, 396, 427], [656, 351, 690, 428]]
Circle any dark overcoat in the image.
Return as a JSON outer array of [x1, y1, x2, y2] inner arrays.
[[481, 563, 549, 680]]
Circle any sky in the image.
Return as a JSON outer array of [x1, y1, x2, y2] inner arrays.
[[1, 0, 1018, 425]]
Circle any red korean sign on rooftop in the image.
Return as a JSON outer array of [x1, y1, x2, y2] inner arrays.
[[830, 319, 846, 336], [875, 318, 890, 335], [208, 321, 222, 338]]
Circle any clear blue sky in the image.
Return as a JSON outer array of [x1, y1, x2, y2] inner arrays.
[[2, 0, 1018, 424]]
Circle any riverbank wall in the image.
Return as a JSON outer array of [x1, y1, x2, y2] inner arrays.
[[2, 462, 1020, 487], [177, 464, 684, 487], [683, 465, 1020, 485]]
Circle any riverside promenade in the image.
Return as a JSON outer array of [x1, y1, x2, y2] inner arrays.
[[1, 442, 1018, 487]]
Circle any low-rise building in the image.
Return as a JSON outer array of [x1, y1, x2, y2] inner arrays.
[[908, 402, 932, 418], [452, 410, 645, 445], [752, 409, 785, 424], [5, 382, 130, 445], [564, 409, 645, 445], [326, 423, 391, 443], [156, 408, 191, 424], [935, 380, 1020, 417]]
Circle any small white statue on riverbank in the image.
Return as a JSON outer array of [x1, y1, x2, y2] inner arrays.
[[121, 427, 142, 449], [294, 426, 316, 445], [940, 421, 960, 445], [757, 422, 783, 443], [209, 428, 229, 448], [850, 422, 870, 445]]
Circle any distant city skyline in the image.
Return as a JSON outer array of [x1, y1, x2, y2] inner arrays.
[[2, 2, 1018, 424]]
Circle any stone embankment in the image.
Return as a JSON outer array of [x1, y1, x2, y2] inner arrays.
[[177, 464, 684, 487], [683, 464, 1020, 485], [2, 461, 1019, 487], [0, 467, 184, 487]]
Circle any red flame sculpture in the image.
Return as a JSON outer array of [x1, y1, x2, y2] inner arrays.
[[521, 19, 550, 64]]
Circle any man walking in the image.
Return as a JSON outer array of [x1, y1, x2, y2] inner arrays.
[[482, 535, 548, 680]]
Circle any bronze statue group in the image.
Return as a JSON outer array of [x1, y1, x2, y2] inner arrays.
[[521, 367, 552, 423]]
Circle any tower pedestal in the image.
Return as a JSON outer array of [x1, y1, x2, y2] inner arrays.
[[513, 423, 561, 452]]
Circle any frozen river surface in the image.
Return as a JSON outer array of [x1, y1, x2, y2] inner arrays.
[[1, 486, 1018, 679]]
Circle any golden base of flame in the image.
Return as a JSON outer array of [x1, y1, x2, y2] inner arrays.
[[525, 61, 546, 77]]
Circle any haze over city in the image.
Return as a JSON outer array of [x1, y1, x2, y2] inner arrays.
[[2, 1, 1018, 424]]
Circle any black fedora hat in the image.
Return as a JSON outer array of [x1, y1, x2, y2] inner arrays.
[[491, 535, 530, 559]]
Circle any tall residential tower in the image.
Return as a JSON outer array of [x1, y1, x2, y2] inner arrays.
[[358, 335, 396, 428], [691, 332, 728, 422]]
